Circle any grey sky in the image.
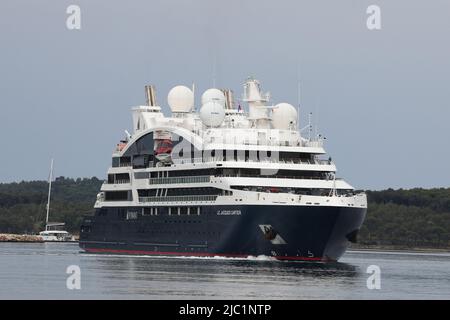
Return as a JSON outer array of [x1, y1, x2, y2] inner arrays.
[[0, 0, 449, 190]]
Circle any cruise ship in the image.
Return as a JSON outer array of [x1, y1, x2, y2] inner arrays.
[[79, 77, 367, 262]]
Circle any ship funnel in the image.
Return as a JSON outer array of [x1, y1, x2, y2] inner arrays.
[[221, 89, 234, 110], [145, 85, 157, 106]]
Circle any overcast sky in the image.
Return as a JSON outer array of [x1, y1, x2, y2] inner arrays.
[[1, 0, 449, 190]]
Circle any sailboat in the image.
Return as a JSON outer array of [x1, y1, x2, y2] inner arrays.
[[38, 159, 75, 242]]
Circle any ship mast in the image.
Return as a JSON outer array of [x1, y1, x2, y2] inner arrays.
[[45, 158, 54, 231]]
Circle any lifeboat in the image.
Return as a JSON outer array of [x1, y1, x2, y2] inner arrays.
[[155, 139, 173, 162], [117, 140, 127, 151]]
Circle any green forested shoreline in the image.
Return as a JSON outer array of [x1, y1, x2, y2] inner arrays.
[[0, 177, 449, 248], [0, 177, 102, 235]]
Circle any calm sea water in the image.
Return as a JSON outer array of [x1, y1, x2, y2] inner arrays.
[[0, 242, 449, 299]]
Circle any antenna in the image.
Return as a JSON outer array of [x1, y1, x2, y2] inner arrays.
[[297, 81, 301, 130], [314, 96, 319, 139], [192, 82, 195, 109], [297, 62, 301, 130], [212, 54, 217, 88], [300, 113, 312, 135], [308, 112, 312, 142], [45, 158, 54, 230]]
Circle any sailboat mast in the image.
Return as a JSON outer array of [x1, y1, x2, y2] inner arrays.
[[45, 159, 54, 231]]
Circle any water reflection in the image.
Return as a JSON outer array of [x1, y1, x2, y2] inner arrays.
[[3, 244, 449, 299], [78, 253, 360, 298], [84, 253, 358, 277]]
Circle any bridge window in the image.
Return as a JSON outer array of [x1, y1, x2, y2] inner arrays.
[[107, 173, 130, 184], [105, 191, 131, 201], [112, 156, 132, 167]]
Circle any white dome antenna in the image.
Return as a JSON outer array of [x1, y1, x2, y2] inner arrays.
[[201, 88, 226, 106], [167, 85, 194, 113], [272, 103, 298, 130], [199, 101, 225, 127]]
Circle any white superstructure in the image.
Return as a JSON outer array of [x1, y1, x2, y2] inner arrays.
[[95, 77, 367, 212]]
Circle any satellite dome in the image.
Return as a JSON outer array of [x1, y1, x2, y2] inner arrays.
[[272, 103, 297, 129], [201, 88, 225, 106], [167, 85, 194, 113], [199, 101, 225, 127]]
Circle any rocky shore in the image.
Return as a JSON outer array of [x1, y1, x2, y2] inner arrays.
[[0, 233, 44, 242]]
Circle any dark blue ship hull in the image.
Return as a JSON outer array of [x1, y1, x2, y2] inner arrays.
[[79, 204, 366, 261]]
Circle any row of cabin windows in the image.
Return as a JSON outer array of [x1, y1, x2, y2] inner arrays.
[[217, 168, 330, 179], [205, 150, 314, 162], [134, 168, 330, 180], [124, 207, 202, 219], [134, 169, 215, 180], [170, 151, 317, 164], [167, 187, 221, 196], [231, 185, 354, 196], [150, 207, 201, 216], [104, 188, 227, 203], [137, 188, 222, 197]]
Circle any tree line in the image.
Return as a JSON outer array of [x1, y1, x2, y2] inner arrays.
[[358, 189, 450, 248], [0, 177, 102, 234], [0, 177, 449, 248]]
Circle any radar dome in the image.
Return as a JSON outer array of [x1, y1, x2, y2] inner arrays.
[[199, 101, 225, 127], [201, 88, 226, 106], [272, 103, 297, 129], [167, 85, 194, 113]]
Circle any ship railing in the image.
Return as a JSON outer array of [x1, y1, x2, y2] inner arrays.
[[236, 158, 333, 165], [203, 137, 304, 147], [172, 157, 333, 166], [115, 179, 130, 184], [104, 179, 131, 184], [139, 195, 218, 203], [303, 140, 324, 148], [205, 136, 326, 148], [217, 174, 340, 181], [171, 157, 204, 165], [149, 175, 211, 185], [119, 162, 132, 167], [317, 159, 333, 165], [104, 179, 130, 184]]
